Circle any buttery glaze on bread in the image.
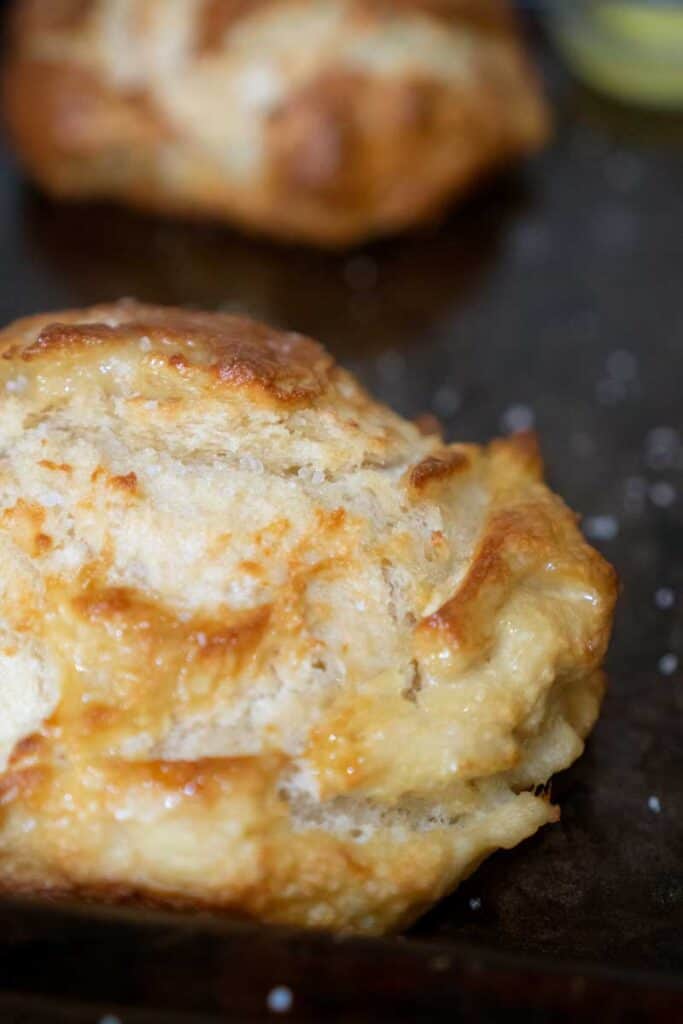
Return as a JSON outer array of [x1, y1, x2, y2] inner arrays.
[[3, 0, 550, 245], [0, 302, 616, 934]]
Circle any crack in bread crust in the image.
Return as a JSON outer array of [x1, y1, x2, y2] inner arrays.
[[0, 302, 616, 934]]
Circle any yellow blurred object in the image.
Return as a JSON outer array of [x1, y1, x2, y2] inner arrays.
[[549, 3, 683, 108]]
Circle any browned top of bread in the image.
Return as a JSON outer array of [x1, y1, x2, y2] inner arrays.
[[4, 302, 332, 403]]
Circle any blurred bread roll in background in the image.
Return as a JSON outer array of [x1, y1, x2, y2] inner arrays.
[[3, 0, 550, 245], [0, 301, 615, 933]]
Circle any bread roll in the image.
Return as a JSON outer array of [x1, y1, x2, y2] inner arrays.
[[0, 301, 616, 933], [3, 0, 550, 245]]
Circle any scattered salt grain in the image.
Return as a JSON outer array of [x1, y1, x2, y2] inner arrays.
[[432, 384, 461, 418], [649, 481, 676, 509], [647, 795, 661, 814], [376, 350, 406, 383], [644, 427, 679, 470], [267, 986, 293, 1014], [298, 466, 325, 486], [596, 347, 640, 404], [5, 375, 27, 393], [41, 490, 64, 508], [468, 897, 482, 911], [583, 515, 619, 542], [658, 653, 679, 676], [646, 426, 679, 449], [99, 1016, 122, 1024], [500, 404, 534, 434], [196, 632, 207, 648], [138, 336, 152, 352], [239, 455, 264, 474], [654, 587, 675, 610]]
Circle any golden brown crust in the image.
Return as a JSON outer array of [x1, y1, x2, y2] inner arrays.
[[418, 432, 616, 668], [196, 0, 276, 54], [1, 56, 167, 200], [407, 448, 471, 493], [420, 495, 617, 666], [359, 0, 517, 32], [9, 0, 94, 34], [0, 302, 616, 934], [2, 300, 333, 405], [267, 70, 455, 212], [3, 0, 550, 245]]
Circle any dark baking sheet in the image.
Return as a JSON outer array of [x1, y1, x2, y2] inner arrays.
[[1, 21, 683, 1023]]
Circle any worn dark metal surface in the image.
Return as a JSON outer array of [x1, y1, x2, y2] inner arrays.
[[0, 24, 682, 1024]]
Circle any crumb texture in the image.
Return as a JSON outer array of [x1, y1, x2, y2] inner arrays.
[[0, 301, 616, 934]]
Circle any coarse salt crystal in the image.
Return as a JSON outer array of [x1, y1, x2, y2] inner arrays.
[[267, 986, 293, 1014], [239, 455, 263, 473], [41, 490, 64, 508], [658, 653, 678, 676], [647, 795, 661, 814], [5, 375, 28, 393], [645, 426, 679, 454], [500, 404, 534, 434], [649, 481, 676, 508], [432, 385, 461, 418], [645, 427, 679, 469], [654, 587, 675, 610], [583, 515, 619, 541]]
